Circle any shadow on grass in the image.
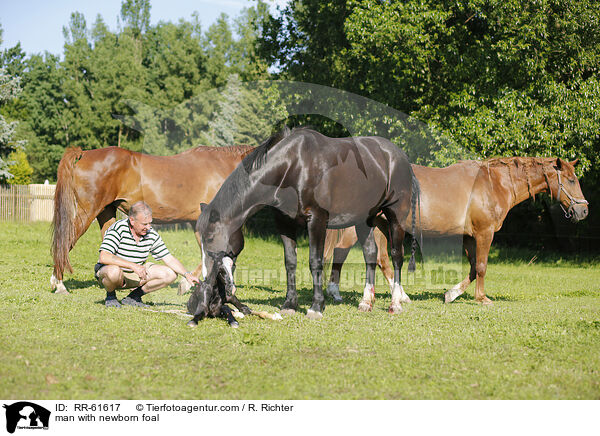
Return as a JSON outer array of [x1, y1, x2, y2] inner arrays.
[[61, 278, 99, 291]]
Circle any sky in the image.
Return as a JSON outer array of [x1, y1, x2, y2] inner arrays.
[[0, 0, 287, 57]]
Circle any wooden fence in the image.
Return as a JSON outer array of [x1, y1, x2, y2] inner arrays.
[[0, 184, 55, 222]]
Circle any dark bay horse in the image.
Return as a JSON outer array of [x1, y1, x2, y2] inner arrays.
[[188, 128, 419, 324], [324, 157, 588, 305], [51, 145, 254, 294]]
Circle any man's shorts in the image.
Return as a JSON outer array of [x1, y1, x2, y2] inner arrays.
[[94, 262, 155, 289]]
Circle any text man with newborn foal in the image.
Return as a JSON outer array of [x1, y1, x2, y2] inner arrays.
[[95, 201, 199, 307]]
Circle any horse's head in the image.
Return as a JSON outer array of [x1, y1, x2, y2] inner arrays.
[[197, 203, 244, 277], [551, 158, 589, 222]]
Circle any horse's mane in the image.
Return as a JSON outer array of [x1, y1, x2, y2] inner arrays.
[[198, 127, 294, 224], [481, 156, 550, 167], [241, 126, 292, 173], [185, 145, 256, 157]]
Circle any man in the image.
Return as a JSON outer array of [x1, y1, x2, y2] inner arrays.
[[95, 201, 199, 308]]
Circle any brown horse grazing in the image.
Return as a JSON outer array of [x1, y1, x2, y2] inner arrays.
[[324, 157, 588, 305], [51, 145, 254, 294]]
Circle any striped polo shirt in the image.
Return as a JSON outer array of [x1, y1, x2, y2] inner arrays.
[[99, 218, 170, 271]]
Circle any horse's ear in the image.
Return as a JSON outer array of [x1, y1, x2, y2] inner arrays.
[[209, 208, 220, 223], [570, 159, 580, 167], [200, 203, 208, 213], [555, 158, 563, 170]]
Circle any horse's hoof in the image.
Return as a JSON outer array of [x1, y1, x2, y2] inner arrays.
[[306, 310, 323, 320], [388, 304, 403, 314], [444, 288, 461, 304], [326, 283, 342, 303], [229, 320, 239, 328], [478, 297, 493, 306], [399, 294, 411, 304], [187, 320, 198, 328], [53, 286, 70, 295], [178, 279, 192, 296], [358, 301, 372, 312], [280, 308, 296, 316]]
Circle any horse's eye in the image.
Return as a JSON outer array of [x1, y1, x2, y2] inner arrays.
[[569, 178, 576, 184]]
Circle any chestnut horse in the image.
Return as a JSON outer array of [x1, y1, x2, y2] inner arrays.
[[50, 145, 254, 294], [189, 128, 419, 324], [324, 157, 588, 305]]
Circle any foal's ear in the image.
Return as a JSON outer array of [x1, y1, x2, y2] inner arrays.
[[570, 159, 580, 167]]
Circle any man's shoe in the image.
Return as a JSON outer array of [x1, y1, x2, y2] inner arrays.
[[121, 296, 149, 308], [105, 298, 122, 308]]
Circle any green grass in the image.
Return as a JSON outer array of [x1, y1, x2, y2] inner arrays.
[[0, 222, 599, 399]]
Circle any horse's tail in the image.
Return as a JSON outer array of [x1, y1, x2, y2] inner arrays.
[[51, 147, 83, 278], [407, 165, 421, 272]]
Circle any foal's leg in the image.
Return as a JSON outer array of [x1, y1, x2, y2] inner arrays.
[[356, 224, 378, 312], [445, 235, 477, 303], [306, 212, 328, 320], [383, 209, 409, 314], [474, 230, 494, 305], [220, 306, 240, 328]]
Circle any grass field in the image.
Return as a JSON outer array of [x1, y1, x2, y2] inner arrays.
[[0, 222, 599, 399]]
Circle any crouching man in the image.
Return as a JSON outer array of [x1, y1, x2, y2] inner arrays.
[[95, 201, 199, 308]]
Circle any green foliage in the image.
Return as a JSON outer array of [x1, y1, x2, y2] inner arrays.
[[205, 73, 288, 147], [0, 0, 274, 174], [5, 149, 32, 184], [259, 0, 600, 175]]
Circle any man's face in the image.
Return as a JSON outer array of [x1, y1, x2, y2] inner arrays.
[[130, 213, 152, 237]]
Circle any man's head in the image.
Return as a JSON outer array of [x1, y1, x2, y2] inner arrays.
[[129, 201, 153, 237]]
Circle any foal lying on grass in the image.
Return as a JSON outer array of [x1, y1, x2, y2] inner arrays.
[[187, 256, 251, 328]]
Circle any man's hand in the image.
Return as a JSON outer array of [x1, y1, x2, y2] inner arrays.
[[131, 263, 148, 281], [184, 272, 200, 285]]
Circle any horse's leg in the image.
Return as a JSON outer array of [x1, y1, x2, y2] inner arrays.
[[356, 224, 378, 312], [220, 305, 240, 328], [383, 209, 408, 314], [306, 211, 328, 320], [326, 246, 351, 303], [97, 204, 117, 236], [225, 293, 251, 315], [325, 228, 357, 303], [374, 227, 395, 293], [445, 235, 477, 303], [275, 212, 299, 316], [473, 230, 494, 305]]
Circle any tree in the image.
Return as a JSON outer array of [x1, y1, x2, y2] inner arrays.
[[205, 74, 288, 147], [0, 25, 26, 182], [6, 149, 32, 184], [258, 0, 600, 173]]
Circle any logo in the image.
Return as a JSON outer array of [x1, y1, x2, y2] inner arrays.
[[3, 402, 50, 434]]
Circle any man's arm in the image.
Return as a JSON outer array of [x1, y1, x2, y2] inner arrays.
[[98, 250, 148, 280], [161, 254, 199, 285]]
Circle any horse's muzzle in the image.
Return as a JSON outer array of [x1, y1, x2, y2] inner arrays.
[[570, 204, 589, 222]]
